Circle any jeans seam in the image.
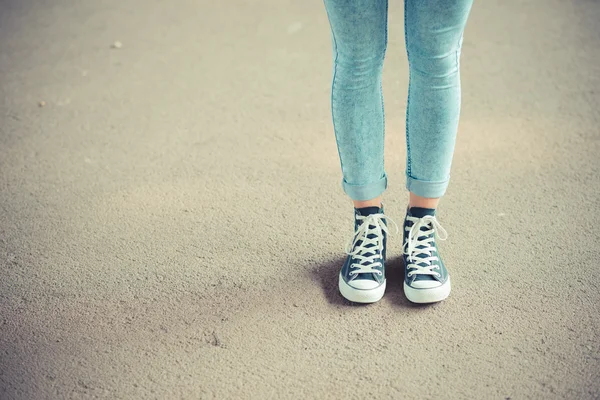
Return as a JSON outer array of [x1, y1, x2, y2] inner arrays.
[[380, 0, 389, 182], [404, 0, 412, 178], [324, 1, 345, 179]]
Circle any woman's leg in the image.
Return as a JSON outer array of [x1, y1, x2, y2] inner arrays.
[[404, 0, 473, 204], [324, 0, 393, 304], [323, 0, 389, 206], [401, 0, 473, 304]]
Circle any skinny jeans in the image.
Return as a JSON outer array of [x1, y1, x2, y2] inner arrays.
[[323, 0, 474, 200]]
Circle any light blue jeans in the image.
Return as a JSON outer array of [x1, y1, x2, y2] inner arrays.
[[324, 0, 473, 201]]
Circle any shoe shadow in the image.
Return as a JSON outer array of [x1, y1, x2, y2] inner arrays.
[[309, 255, 371, 307]]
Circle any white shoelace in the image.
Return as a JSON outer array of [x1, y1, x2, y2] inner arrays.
[[344, 213, 399, 277], [404, 215, 448, 278]]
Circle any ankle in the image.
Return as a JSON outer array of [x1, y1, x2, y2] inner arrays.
[[352, 196, 382, 209], [408, 192, 439, 209]]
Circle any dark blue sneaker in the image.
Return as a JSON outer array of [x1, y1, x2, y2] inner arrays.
[[402, 207, 451, 303], [338, 203, 399, 303]]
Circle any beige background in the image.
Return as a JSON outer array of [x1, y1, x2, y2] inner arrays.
[[1, 0, 599, 398]]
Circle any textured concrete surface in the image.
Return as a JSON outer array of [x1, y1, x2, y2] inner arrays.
[[1, 0, 599, 399]]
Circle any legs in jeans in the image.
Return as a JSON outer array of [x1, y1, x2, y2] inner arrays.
[[323, 0, 474, 200], [323, 0, 389, 202], [404, 0, 473, 198]]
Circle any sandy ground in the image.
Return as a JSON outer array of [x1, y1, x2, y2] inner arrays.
[[1, 0, 599, 399]]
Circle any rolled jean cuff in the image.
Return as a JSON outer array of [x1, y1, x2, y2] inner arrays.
[[342, 172, 388, 201], [406, 173, 449, 198]]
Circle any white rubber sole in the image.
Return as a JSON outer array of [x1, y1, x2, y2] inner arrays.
[[338, 273, 386, 304], [404, 276, 451, 304]]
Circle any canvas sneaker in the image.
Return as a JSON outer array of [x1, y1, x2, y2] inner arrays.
[[402, 207, 451, 303], [339, 203, 398, 303]]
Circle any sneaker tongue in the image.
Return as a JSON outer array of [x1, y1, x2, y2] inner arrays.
[[406, 207, 436, 270], [355, 205, 382, 248], [353, 206, 383, 275], [408, 207, 436, 218], [356, 206, 382, 216]]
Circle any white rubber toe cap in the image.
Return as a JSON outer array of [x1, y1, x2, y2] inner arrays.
[[404, 276, 451, 304], [347, 278, 381, 290], [339, 273, 386, 303], [409, 279, 442, 289]]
